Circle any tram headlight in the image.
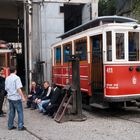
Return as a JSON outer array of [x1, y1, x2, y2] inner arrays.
[[133, 25, 138, 29]]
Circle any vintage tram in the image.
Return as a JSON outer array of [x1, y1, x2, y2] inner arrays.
[[52, 16, 140, 108], [0, 41, 16, 77]]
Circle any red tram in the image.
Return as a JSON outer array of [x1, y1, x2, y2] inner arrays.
[[0, 41, 15, 77], [52, 16, 140, 108]]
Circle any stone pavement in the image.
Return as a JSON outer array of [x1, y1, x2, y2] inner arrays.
[[0, 101, 140, 140]]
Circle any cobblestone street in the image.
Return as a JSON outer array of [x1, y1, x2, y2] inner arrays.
[[0, 102, 140, 140]]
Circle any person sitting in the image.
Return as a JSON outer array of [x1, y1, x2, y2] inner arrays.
[[36, 81, 52, 112], [42, 83, 62, 117], [26, 81, 42, 108]]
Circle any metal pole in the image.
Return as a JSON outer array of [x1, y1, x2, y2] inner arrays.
[[71, 56, 82, 115], [28, 0, 32, 89], [24, 1, 29, 94], [70, 55, 86, 121]]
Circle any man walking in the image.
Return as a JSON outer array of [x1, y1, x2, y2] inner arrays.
[[5, 66, 26, 130]]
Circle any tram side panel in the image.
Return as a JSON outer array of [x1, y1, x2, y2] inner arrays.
[[52, 63, 91, 96], [52, 65, 63, 86], [104, 65, 140, 101]]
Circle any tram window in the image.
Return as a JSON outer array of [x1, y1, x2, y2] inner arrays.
[[74, 38, 87, 61], [106, 31, 112, 61], [128, 32, 139, 61], [54, 46, 61, 64], [116, 33, 124, 59], [63, 43, 72, 63]]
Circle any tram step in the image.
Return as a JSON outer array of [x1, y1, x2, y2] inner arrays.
[[90, 102, 109, 109]]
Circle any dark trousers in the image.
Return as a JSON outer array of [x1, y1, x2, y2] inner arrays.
[[43, 103, 58, 116], [0, 91, 5, 114], [46, 104, 58, 116], [26, 95, 37, 108], [26, 96, 33, 108]]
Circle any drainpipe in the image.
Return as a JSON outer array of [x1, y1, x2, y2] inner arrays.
[[24, 0, 29, 94], [28, 0, 32, 91]]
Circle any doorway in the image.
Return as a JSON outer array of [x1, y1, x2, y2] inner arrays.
[[91, 34, 103, 94], [0, 1, 25, 85]]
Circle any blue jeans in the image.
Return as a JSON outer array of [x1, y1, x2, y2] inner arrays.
[[38, 100, 50, 112], [8, 100, 24, 129]]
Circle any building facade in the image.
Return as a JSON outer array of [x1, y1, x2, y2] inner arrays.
[[31, 0, 99, 84]]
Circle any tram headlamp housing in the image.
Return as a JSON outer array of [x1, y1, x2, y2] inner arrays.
[[133, 25, 138, 29]]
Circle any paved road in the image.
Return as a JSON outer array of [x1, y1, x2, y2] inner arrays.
[[0, 102, 140, 140]]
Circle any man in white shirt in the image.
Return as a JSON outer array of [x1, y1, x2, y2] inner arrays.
[[5, 66, 26, 130]]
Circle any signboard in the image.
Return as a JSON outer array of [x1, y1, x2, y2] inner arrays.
[[33, 0, 92, 3]]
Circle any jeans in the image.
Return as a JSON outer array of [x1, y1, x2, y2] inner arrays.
[[38, 99, 50, 112], [8, 99, 24, 129]]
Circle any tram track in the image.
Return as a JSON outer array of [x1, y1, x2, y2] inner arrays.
[[108, 108, 140, 125], [110, 108, 140, 124], [25, 129, 44, 140], [83, 104, 140, 125], [14, 120, 44, 140], [112, 115, 140, 124]]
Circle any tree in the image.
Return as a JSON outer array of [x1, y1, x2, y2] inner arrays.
[[116, 0, 140, 22], [117, 0, 140, 16], [98, 0, 116, 16], [99, 0, 140, 22]]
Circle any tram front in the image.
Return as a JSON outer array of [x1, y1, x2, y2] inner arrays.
[[104, 22, 140, 105]]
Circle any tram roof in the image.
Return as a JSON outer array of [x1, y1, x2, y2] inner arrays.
[[59, 15, 137, 39]]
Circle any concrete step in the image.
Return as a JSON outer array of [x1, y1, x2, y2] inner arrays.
[[90, 102, 109, 109]]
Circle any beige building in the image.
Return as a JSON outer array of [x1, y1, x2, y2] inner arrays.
[[0, 0, 99, 92], [31, 0, 99, 84]]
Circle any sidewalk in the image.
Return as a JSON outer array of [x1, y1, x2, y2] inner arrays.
[[0, 102, 140, 140]]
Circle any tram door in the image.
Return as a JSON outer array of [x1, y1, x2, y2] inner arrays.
[[91, 34, 103, 95]]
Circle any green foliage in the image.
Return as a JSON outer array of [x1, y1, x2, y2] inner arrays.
[[132, 0, 140, 14], [98, 0, 140, 22], [98, 0, 116, 16]]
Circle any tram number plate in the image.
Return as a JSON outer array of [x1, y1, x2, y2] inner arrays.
[[106, 67, 113, 73]]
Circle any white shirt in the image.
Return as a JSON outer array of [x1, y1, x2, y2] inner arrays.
[[53, 87, 57, 92], [5, 73, 23, 100], [46, 86, 52, 97]]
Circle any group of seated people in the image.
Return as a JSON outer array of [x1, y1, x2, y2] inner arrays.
[[26, 81, 63, 117]]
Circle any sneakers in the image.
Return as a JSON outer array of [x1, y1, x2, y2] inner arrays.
[[18, 126, 27, 131], [8, 126, 17, 130], [43, 112, 48, 115], [8, 126, 27, 131]]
